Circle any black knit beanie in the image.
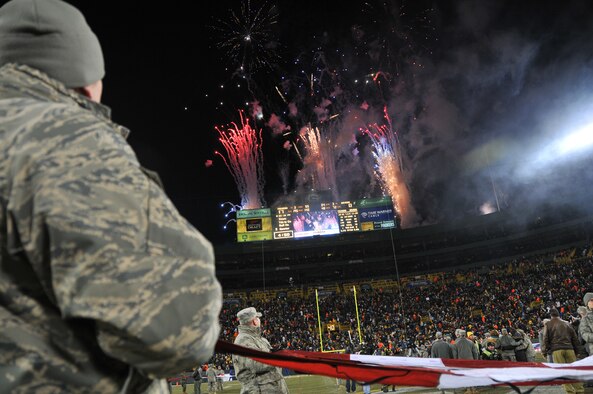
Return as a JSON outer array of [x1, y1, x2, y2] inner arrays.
[[0, 0, 104, 88]]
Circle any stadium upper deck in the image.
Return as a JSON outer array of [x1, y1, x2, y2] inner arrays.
[[215, 205, 593, 290]]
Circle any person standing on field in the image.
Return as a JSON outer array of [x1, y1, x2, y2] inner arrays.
[[232, 307, 289, 393], [0, 0, 222, 392]]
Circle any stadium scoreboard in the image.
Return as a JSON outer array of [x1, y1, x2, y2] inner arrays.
[[237, 197, 396, 242], [236, 208, 273, 242]]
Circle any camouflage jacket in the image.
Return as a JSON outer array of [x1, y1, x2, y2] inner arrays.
[[0, 64, 222, 393], [232, 325, 288, 394], [206, 367, 217, 383], [495, 334, 519, 354], [579, 310, 593, 355]]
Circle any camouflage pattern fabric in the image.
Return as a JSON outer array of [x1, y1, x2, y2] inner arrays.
[[0, 63, 222, 393], [579, 310, 593, 356], [232, 325, 288, 394]]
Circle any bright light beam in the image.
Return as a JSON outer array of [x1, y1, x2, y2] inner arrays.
[[556, 122, 593, 156], [522, 119, 593, 179]]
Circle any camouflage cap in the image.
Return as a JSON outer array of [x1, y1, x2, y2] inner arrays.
[[584, 292, 593, 305], [237, 307, 262, 325], [0, 0, 104, 88]]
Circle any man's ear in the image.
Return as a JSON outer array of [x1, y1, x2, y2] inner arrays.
[[74, 80, 103, 103], [74, 86, 92, 99]]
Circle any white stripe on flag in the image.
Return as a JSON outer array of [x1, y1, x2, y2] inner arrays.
[[440, 366, 593, 389], [351, 354, 446, 368]]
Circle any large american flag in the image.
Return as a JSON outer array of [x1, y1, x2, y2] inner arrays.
[[217, 341, 593, 389]]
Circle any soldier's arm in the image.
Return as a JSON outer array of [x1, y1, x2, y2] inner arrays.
[[234, 338, 277, 374], [13, 110, 222, 377], [580, 317, 593, 344], [242, 356, 277, 374], [234, 355, 256, 383]]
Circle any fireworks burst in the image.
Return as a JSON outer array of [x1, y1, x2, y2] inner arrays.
[[214, 110, 266, 209], [299, 125, 338, 200], [212, 0, 281, 78], [363, 108, 415, 227], [358, 0, 437, 77], [220, 201, 242, 230]]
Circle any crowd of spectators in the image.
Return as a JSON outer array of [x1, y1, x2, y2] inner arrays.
[[206, 246, 592, 372]]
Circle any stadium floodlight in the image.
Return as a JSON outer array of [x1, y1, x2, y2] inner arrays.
[[556, 121, 593, 156], [525, 118, 593, 177]]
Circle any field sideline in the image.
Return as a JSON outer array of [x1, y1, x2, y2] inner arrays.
[[171, 375, 401, 394], [169, 374, 569, 393]]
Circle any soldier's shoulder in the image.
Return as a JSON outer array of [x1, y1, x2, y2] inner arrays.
[[234, 333, 246, 343], [8, 100, 118, 150], [582, 313, 593, 325]]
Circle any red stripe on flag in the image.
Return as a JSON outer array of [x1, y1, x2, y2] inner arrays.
[[441, 358, 543, 368], [441, 358, 593, 371], [260, 360, 442, 387], [217, 341, 442, 387], [216, 340, 593, 388]]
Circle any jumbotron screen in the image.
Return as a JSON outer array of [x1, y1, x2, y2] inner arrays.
[[236, 197, 396, 242]]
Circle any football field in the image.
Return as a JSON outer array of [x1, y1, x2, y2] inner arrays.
[[170, 375, 570, 394], [171, 375, 345, 394]]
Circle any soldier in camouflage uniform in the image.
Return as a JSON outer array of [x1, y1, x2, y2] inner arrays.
[[206, 366, 217, 393], [0, 0, 222, 393], [232, 307, 289, 394], [580, 293, 593, 356], [494, 328, 519, 361]]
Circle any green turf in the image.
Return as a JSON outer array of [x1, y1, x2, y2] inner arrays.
[[170, 375, 388, 394], [169, 361, 561, 394]]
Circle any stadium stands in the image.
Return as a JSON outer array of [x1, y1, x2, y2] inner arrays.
[[194, 206, 593, 377], [215, 207, 593, 290]]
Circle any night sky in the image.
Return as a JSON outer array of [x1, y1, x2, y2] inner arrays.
[[63, 1, 593, 245]]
